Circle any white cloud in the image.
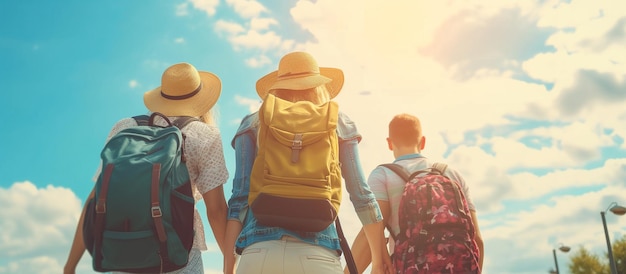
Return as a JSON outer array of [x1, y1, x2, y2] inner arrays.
[[128, 80, 139, 88], [225, 0, 268, 19], [245, 54, 271, 68], [0, 182, 96, 273], [175, 37, 186, 44], [480, 183, 626, 273], [214, 20, 284, 52], [0, 256, 61, 274], [0, 182, 81, 257], [176, 3, 189, 16], [228, 30, 282, 51], [234, 95, 261, 113], [189, 0, 220, 17], [250, 17, 277, 30], [214, 20, 246, 36], [198, 1, 290, 67]]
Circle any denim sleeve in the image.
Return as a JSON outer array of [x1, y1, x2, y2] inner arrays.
[[339, 138, 383, 225], [337, 112, 362, 142], [227, 129, 256, 222]]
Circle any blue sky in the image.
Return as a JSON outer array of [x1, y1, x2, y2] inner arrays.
[[1, 0, 625, 273]]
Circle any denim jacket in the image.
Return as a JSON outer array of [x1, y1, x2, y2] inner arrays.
[[227, 111, 383, 253]]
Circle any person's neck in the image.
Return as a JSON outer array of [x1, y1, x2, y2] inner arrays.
[[393, 147, 421, 159]]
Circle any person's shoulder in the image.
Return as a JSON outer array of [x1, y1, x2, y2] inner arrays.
[[437, 162, 467, 183], [110, 117, 138, 131], [230, 112, 259, 147], [179, 119, 221, 142], [237, 112, 259, 133], [185, 119, 217, 130], [337, 111, 361, 142], [371, 164, 390, 176], [368, 163, 404, 186]]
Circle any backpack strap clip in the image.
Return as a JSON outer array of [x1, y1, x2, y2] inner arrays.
[[151, 206, 163, 217], [151, 164, 168, 243], [291, 134, 303, 163]]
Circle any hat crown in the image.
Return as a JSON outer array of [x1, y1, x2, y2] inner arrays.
[[277, 52, 320, 79], [161, 63, 202, 96], [255, 51, 343, 100]]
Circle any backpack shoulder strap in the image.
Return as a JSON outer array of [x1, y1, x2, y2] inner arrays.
[[379, 163, 411, 182], [132, 115, 199, 130], [172, 116, 200, 130], [336, 218, 358, 274], [132, 115, 150, 126], [432, 162, 448, 174], [378, 163, 411, 243]]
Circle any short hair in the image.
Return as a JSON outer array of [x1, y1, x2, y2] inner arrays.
[[388, 113, 422, 147]]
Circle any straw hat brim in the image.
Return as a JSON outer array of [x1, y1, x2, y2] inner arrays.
[[143, 71, 221, 117], [256, 67, 344, 100]]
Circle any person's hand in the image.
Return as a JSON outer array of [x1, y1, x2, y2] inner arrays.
[[370, 263, 384, 274], [63, 264, 76, 274], [383, 253, 393, 274], [371, 251, 393, 274]]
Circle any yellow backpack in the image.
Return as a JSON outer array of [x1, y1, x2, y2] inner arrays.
[[249, 94, 342, 232]]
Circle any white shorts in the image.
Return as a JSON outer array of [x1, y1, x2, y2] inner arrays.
[[236, 236, 342, 274]]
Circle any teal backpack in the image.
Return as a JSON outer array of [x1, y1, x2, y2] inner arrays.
[[83, 112, 198, 273]]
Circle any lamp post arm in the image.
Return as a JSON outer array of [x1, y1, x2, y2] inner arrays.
[[601, 211, 618, 274]]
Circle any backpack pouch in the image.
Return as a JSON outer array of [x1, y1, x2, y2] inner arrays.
[[100, 229, 161, 269], [252, 192, 336, 232], [170, 181, 195, 255]]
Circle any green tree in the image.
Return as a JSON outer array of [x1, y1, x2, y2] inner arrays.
[[568, 246, 608, 274]]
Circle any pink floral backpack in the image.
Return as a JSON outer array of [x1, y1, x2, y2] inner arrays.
[[381, 163, 480, 274]]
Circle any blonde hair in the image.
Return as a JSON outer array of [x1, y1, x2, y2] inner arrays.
[[200, 107, 219, 126], [251, 85, 331, 128], [269, 85, 331, 105]]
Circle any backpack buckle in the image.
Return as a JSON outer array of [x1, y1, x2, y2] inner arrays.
[[96, 199, 106, 214], [291, 134, 303, 163], [291, 139, 303, 150], [151, 206, 163, 217]]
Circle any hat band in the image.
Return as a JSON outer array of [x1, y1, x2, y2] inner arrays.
[[277, 71, 318, 80], [161, 83, 203, 100]]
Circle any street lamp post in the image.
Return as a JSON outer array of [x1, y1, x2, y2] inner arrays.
[[601, 202, 626, 274], [551, 244, 571, 274]]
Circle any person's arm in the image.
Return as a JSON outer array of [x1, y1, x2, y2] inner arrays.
[[344, 200, 392, 274], [345, 228, 369, 274], [471, 210, 484, 271], [224, 219, 242, 274], [64, 189, 94, 274], [362, 220, 392, 274], [345, 199, 392, 274], [338, 138, 393, 274], [224, 123, 257, 274], [194, 124, 232, 257], [202, 185, 228, 255]]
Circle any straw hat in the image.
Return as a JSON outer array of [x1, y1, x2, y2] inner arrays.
[[256, 52, 344, 99], [144, 62, 221, 117]]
